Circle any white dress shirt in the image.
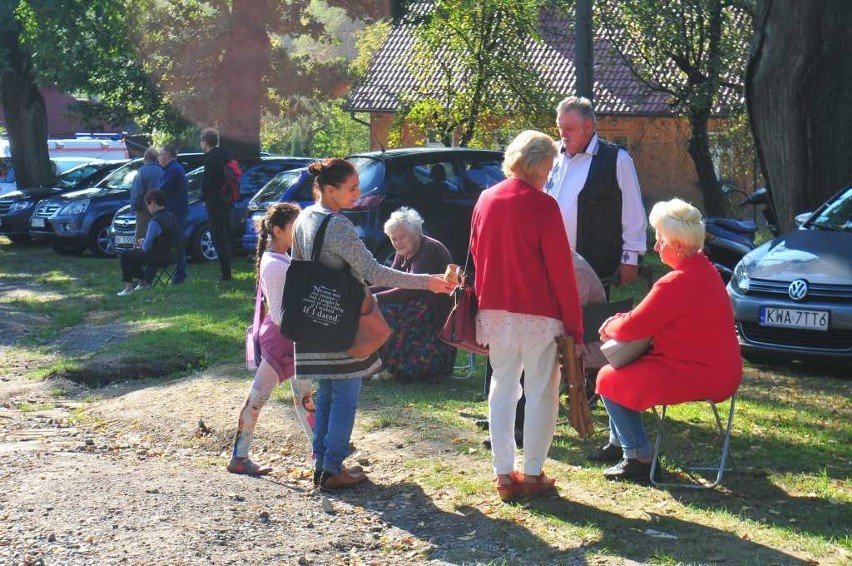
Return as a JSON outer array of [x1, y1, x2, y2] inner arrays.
[[545, 134, 647, 264]]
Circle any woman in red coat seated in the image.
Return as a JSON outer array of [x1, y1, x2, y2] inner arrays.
[[591, 198, 742, 482]]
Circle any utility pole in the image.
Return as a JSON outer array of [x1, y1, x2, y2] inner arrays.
[[575, 0, 594, 101]]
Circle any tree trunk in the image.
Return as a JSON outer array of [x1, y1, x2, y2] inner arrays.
[[218, 0, 271, 160], [747, 0, 852, 231], [0, 11, 54, 189], [687, 112, 724, 216]]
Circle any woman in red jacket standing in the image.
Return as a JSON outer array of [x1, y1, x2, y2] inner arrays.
[[471, 130, 583, 501], [591, 198, 742, 481]]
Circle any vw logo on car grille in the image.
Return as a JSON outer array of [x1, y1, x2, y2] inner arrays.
[[788, 279, 809, 301]]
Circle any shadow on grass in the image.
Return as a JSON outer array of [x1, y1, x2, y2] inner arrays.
[[325, 480, 812, 564], [549, 392, 850, 548]]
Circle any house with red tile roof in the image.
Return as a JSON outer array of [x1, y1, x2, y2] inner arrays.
[[344, 8, 749, 207]]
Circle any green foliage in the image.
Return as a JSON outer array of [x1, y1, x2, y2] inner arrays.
[[7, 0, 187, 135], [350, 20, 391, 78], [595, 0, 751, 117], [594, 0, 754, 215], [400, 0, 556, 147], [261, 98, 370, 158]]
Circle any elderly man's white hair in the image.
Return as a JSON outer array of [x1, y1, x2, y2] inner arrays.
[[383, 206, 424, 236]]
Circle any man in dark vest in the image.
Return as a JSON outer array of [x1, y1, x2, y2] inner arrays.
[[546, 96, 647, 289], [116, 190, 181, 296]]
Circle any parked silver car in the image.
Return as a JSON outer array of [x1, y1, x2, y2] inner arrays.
[[727, 186, 852, 362]]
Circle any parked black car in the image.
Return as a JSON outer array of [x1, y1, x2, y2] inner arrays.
[[0, 160, 126, 244], [109, 156, 313, 261], [30, 154, 206, 257], [341, 148, 505, 264]]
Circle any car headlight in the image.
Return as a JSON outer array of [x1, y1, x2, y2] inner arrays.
[[730, 260, 751, 293], [58, 199, 90, 216], [9, 200, 33, 212]]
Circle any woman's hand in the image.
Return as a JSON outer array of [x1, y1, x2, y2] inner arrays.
[[598, 315, 618, 342], [427, 275, 457, 294]]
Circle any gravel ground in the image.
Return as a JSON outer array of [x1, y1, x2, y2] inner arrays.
[[1, 355, 580, 566]]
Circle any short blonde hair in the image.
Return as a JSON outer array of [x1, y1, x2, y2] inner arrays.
[[502, 130, 557, 179], [384, 207, 423, 236], [649, 198, 705, 253]]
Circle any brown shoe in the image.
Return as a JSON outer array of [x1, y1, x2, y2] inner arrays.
[[313, 465, 365, 487], [319, 468, 368, 491]]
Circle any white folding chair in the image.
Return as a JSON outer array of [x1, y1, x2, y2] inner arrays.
[[650, 391, 738, 489]]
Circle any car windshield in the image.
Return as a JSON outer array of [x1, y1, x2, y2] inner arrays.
[[98, 161, 141, 191], [808, 187, 852, 232], [186, 168, 204, 201], [253, 170, 303, 203], [349, 157, 385, 195], [55, 163, 104, 189]]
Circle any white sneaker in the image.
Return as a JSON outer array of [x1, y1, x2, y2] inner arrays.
[[116, 288, 134, 296], [133, 284, 151, 291]]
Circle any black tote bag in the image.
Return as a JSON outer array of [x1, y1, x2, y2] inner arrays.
[[280, 214, 365, 352]]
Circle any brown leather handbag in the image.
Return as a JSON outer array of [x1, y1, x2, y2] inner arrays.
[[346, 289, 392, 358], [556, 334, 594, 438]]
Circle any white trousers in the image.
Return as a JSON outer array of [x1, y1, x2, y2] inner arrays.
[[488, 334, 560, 476]]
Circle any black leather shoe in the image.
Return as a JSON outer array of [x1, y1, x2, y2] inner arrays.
[[586, 443, 623, 463], [603, 458, 652, 481]]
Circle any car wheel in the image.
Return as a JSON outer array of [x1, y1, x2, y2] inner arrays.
[[190, 223, 218, 263], [7, 234, 31, 244], [52, 241, 86, 256], [88, 217, 116, 258]]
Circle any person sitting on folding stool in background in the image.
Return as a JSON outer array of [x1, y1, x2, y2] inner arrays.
[[116, 190, 181, 296]]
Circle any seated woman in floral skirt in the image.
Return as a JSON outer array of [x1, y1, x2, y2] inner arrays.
[[371, 207, 456, 383]]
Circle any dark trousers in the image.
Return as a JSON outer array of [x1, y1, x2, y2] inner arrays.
[[208, 208, 232, 278], [120, 249, 171, 284], [484, 360, 525, 430]]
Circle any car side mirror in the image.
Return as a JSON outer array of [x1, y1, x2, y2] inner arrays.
[[794, 212, 812, 227]]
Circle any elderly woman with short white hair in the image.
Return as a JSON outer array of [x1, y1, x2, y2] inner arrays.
[[370, 207, 455, 383], [591, 198, 741, 482], [470, 130, 583, 501]]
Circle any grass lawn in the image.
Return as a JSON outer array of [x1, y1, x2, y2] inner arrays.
[[1, 237, 849, 564]]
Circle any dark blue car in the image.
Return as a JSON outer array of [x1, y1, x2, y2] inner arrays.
[[242, 168, 314, 252], [0, 160, 126, 244], [111, 157, 313, 261], [241, 149, 505, 267], [31, 154, 206, 257]]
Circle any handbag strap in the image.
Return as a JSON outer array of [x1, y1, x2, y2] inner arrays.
[[252, 279, 265, 332], [311, 213, 335, 262], [461, 224, 475, 285]]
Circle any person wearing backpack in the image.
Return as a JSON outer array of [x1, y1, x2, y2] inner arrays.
[[200, 127, 239, 282]]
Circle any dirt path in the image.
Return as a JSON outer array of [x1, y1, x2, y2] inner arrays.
[[3, 327, 594, 566], [1, 362, 451, 565]]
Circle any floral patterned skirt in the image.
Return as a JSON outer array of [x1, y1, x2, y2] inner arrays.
[[378, 297, 456, 382]]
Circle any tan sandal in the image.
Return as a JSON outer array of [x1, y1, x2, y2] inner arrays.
[[495, 471, 524, 502], [520, 471, 557, 497]]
